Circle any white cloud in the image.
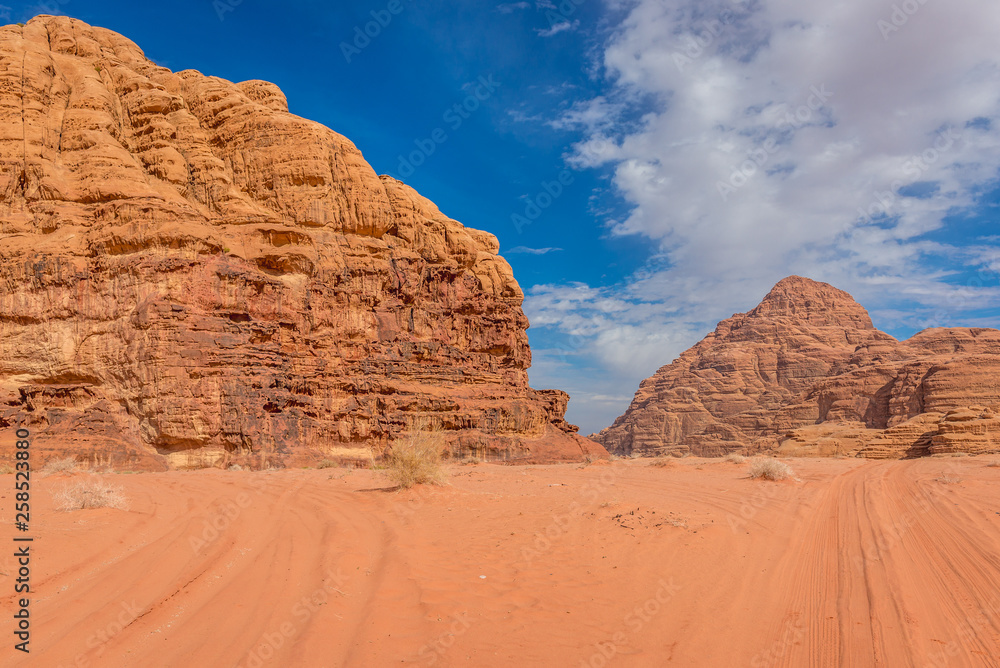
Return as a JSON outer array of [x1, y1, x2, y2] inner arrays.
[[498, 2, 531, 13], [548, 96, 623, 133], [506, 246, 564, 254], [529, 0, 1000, 434], [538, 20, 580, 37]]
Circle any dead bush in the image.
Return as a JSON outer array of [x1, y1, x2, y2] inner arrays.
[[385, 431, 446, 489], [40, 457, 80, 476], [54, 478, 130, 511], [747, 457, 793, 481]]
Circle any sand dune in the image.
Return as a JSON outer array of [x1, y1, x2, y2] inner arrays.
[[2, 457, 999, 667]]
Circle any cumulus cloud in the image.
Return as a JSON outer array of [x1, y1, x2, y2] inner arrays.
[[528, 0, 1000, 434]]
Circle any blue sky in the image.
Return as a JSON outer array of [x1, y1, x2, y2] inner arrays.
[[5, 0, 1000, 434]]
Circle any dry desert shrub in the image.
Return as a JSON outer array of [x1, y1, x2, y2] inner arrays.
[[40, 457, 80, 476], [317, 459, 338, 469], [725, 453, 746, 464], [386, 431, 446, 489], [747, 457, 794, 481], [649, 457, 675, 468], [54, 478, 130, 511], [987, 459, 1000, 468]]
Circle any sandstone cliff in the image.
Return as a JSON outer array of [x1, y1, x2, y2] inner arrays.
[[0, 16, 605, 469], [594, 276, 1000, 458]]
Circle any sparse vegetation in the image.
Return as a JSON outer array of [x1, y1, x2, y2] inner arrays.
[[935, 475, 962, 485], [725, 453, 747, 464], [649, 457, 674, 468], [40, 457, 79, 476], [385, 431, 446, 488], [94, 64, 102, 74], [54, 478, 130, 511], [317, 459, 338, 469], [747, 457, 794, 481], [987, 459, 1000, 468], [0, 464, 13, 475]]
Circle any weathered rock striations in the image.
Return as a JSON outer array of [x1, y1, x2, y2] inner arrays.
[[594, 276, 1000, 458], [0, 16, 605, 469]]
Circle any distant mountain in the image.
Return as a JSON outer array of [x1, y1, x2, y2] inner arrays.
[[593, 276, 1000, 458]]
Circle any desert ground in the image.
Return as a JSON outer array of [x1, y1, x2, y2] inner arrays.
[[2, 456, 999, 668]]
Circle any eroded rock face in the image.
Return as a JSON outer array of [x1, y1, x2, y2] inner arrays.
[[594, 276, 1000, 458], [0, 16, 605, 469]]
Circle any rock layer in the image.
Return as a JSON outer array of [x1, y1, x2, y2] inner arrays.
[[594, 276, 1000, 458], [0, 16, 604, 469]]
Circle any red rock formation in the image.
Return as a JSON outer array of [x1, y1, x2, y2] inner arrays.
[[0, 16, 605, 469], [594, 276, 1000, 458]]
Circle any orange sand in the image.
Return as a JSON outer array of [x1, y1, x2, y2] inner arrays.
[[2, 457, 999, 667]]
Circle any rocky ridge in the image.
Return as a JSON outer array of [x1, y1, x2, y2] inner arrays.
[[594, 276, 1000, 458], [0, 16, 605, 469]]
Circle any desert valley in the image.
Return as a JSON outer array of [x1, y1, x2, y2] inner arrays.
[[1, 12, 999, 668]]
